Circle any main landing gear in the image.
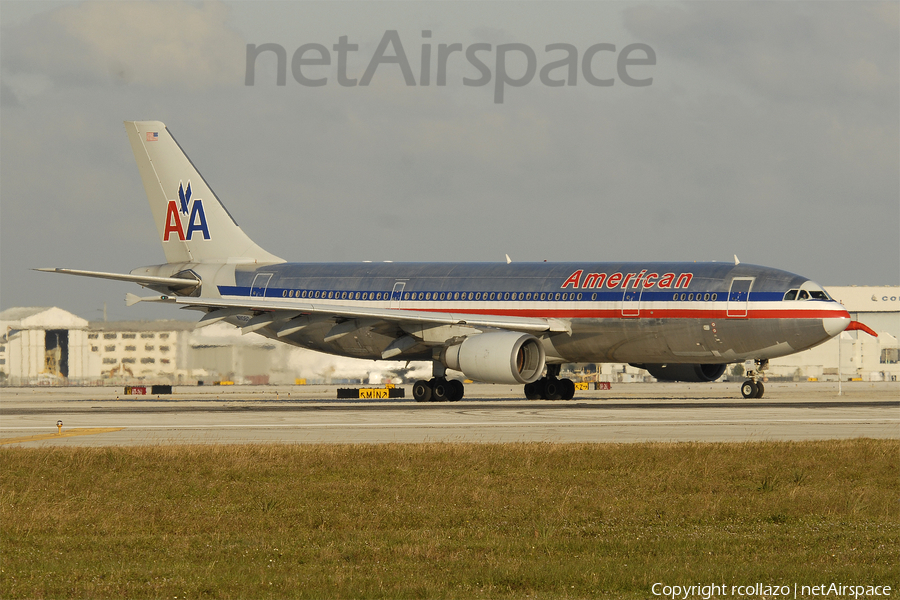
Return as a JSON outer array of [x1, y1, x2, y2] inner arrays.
[[740, 359, 768, 399], [524, 364, 576, 400], [412, 378, 464, 402], [413, 362, 465, 402]]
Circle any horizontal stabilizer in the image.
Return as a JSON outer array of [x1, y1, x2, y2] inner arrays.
[[125, 293, 164, 306], [124, 293, 176, 305], [36, 268, 198, 290]]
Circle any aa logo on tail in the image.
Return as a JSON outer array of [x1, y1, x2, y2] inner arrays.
[[163, 181, 210, 241]]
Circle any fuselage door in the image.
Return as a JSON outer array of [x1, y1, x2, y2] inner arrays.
[[726, 277, 754, 318], [622, 287, 643, 317], [250, 272, 273, 298], [390, 281, 406, 309]]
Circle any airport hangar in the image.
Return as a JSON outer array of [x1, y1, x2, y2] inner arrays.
[[0, 285, 897, 387]]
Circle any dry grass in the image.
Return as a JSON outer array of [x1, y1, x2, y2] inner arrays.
[[1, 440, 897, 599]]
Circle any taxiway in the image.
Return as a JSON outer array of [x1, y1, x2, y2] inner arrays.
[[1, 381, 897, 447]]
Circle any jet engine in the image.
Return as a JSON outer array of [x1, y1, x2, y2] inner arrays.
[[634, 363, 727, 383], [442, 331, 546, 385]]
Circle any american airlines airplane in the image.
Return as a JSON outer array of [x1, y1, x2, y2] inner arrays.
[[40, 121, 856, 401]]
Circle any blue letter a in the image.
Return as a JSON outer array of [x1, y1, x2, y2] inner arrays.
[[186, 200, 211, 240]]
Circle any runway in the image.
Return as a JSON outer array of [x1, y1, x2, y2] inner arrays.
[[1, 381, 897, 447]]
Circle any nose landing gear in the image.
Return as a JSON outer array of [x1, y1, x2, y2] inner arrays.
[[740, 379, 763, 399], [740, 359, 768, 398]]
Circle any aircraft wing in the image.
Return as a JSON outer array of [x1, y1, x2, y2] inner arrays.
[[128, 293, 571, 335], [40, 266, 569, 354]]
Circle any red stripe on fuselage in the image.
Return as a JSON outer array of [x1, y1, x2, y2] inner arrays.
[[399, 307, 851, 320]]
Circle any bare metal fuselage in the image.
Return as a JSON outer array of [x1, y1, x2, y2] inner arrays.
[[141, 259, 848, 366]]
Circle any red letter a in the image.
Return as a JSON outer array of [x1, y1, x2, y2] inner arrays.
[[163, 201, 185, 241], [562, 270, 583, 288]]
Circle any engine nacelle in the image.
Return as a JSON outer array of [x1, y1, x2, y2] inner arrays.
[[633, 363, 727, 383], [442, 331, 546, 385]]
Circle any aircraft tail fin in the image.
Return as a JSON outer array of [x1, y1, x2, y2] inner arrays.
[[124, 121, 284, 265]]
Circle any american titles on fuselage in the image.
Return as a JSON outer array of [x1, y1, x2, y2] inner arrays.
[[561, 269, 692, 290]]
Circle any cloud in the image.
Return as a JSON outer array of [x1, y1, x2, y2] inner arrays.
[[2, 0, 245, 91], [624, 2, 899, 109], [0, 80, 21, 107]]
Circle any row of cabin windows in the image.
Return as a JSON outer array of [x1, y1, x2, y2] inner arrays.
[[282, 289, 721, 303], [673, 292, 717, 302]]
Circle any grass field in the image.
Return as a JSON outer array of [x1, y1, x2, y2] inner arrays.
[[1, 440, 897, 599]]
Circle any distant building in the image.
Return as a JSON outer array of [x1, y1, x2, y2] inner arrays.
[[0, 308, 199, 385], [188, 322, 288, 384], [0, 307, 397, 386], [86, 320, 196, 383], [0, 307, 95, 384]]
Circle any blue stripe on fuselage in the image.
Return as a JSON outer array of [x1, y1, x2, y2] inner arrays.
[[220, 262, 807, 302]]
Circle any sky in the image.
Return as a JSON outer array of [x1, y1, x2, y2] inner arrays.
[[1, 0, 898, 322]]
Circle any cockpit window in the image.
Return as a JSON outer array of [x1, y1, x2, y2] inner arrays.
[[785, 283, 831, 301], [800, 281, 832, 301]]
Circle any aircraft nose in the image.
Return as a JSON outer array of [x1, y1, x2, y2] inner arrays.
[[822, 303, 851, 338], [822, 318, 849, 337]]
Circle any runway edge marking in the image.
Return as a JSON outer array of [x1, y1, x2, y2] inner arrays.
[[0, 427, 126, 445]]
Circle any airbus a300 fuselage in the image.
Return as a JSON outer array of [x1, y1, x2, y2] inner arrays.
[[40, 121, 853, 401]]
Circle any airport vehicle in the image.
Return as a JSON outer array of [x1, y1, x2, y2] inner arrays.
[[40, 121, 854, 401]]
